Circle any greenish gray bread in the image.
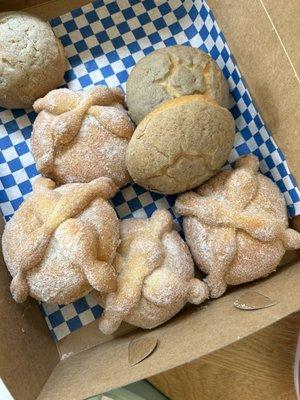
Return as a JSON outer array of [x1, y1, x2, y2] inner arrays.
[[126, 45, 229, 124]]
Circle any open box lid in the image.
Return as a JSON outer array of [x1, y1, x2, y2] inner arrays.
[[0, 0, 299, 399]]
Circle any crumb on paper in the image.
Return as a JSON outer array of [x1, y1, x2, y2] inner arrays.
[[61, 351, 74, 360], [235, 303, 256, 310]]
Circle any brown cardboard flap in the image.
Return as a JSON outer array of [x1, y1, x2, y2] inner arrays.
[[0, 218, 59, 400], [262, 0, 300, 75], [208, 0, 300, 186], [25, 0, 91, 19], [38, 260, 300, 400], [0, 0, 91, 18], [58, 318, 135, 360]]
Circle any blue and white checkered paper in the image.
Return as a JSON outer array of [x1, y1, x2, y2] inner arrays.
[[1, 0, 300, 340]]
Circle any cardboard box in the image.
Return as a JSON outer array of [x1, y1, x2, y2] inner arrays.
[[0, 1, 299, 399]]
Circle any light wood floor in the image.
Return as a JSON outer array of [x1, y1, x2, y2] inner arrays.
[[149, 312, 300, 400]]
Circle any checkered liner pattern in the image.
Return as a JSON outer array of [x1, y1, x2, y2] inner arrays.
[[1, 0, 299, 341]]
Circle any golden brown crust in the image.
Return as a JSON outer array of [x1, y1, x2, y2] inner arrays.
[[2, 177, 120, 304], [175, 155, 300, 298], [126, 94, 235, 194], [97, 209, 208, 334], [31, 86, 134, 187], [139, 94, 219, 118]]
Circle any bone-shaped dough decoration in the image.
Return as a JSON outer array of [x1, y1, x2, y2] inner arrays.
[[97, 209, 209, 335], [31, 86, 134, 187], [2, 177, 120, 304], [175, 155, 300, 298]]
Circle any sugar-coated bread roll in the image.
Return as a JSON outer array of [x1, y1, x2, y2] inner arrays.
[[126, 45, 229, 124], [2, 177, 119, 304], [31, 86, 135, 187], [175, 155, 300, 298], [97, 209, 209, 334], [0, 12, 66, 109], [126, 94, 235, 194]]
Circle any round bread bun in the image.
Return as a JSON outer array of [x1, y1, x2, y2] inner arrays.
[[126, 94, 235, 194], [0, 12, 66, 109], [126, 45, 229, 124]]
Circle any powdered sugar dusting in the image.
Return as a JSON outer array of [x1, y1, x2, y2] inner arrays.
[[31, 87, 134, 187], [2, 178, 119, 304], [176, 155, 300, 298], [98, 210, 207, 334]]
